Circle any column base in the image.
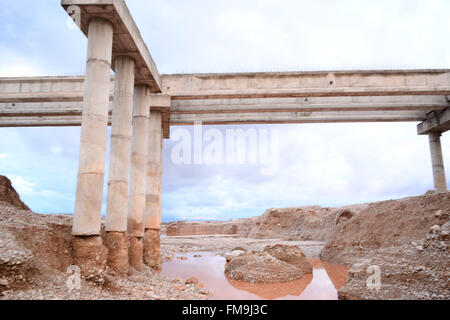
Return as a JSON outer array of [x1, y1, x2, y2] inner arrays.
[[105, 232, 129, 276], [129, 236, 144, 271], [425, 189, 448, 195], [143, 229, 161, 270], [72, 235, 108, 282]]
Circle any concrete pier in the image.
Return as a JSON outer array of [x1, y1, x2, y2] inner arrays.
[[144, 110, 163, 269], [428, 132, 447, 193], [105, 56, 135, 275], [71, 18, 113, 275], [127, 84, 151, 270]]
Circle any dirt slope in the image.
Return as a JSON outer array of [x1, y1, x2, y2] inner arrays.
[[167, 204, 368, 242], [0, 176, 30, 211], [0, 203, 209, 300], [320, 192, 450, 300], [321, 192, 450, 262]]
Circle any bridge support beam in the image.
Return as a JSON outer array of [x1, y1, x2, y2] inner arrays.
[[127, 85, 151, 271], [428, 132, 447, 193], [144, 109, 163, 270], [72, 18, 113, 276], [105, 56, 135, 276]]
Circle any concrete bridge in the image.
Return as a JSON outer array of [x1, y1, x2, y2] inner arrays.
[[0, 0, 449, 275]]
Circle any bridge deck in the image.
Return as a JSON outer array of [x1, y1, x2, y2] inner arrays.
[[0, 69, 449, 137]]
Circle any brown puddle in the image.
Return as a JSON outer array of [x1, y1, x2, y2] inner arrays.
[[161, 252, 349, 300]]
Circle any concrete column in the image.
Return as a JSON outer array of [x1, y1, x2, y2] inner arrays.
[[72, 18, 113, 277], [127, 84, 150, 270], [144, 110, 163, 269], [105, 56, 135, 276], [428, 132, 447, 193]]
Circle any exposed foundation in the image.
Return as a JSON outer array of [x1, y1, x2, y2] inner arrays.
[[72, 235, 108, 281], [143, 228, 161, 270], [128, 236, 143, 271], [105, 232, 129, 276]]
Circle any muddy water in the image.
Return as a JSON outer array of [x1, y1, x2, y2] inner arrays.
[[161, 252, 349, 300]]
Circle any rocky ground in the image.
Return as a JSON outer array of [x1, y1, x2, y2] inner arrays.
[[161, 235, 324, 259], [0, 202, 211, 300], [0, 175, 448, 300], [321, 192, 450, 300]]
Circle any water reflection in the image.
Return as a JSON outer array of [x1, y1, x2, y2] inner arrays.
[[161, 252, 348, 300]]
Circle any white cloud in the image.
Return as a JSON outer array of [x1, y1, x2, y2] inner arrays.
[[0, 47, 44, 77], [9, 176, 36, 194]]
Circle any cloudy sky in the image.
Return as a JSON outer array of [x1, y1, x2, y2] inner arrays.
[[0, 0, 449, 221]]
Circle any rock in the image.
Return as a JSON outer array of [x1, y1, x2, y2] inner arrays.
[[224, 250, 245, 262], [172, 285, 186, 291], [0, 278, 8, 287], [185, 277, 198, 285], [430, 225, 441, 232], [264, 244, 313, 274]]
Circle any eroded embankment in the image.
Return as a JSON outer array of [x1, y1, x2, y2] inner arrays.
[[167, 203, 368, 242], [0, 203, 209, 300], [321, 192, 450, 300], [166, 193, 450, 300]]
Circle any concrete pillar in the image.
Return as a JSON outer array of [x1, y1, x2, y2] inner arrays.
[[144, 110, 163, 269], [105, 56, 135, 276], [127, 84, 150, 270], [72, 18, 113, 277], [428, 132, 447, 193]]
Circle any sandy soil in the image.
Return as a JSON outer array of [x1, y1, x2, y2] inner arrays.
[[0, 202, 210, 300], [321, 192, 450, 300], [0, 202, 323, 300]]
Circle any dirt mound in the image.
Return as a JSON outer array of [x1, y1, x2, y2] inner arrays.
[[0, 203, 209, 300], [225, 245, 313, 283], [338, 224, 449, 300], [0, 202, 72, 296], [225, 251, 304, 283], [321, 192, 450, 263], [0, 176, 30, 211], [320, 192, 450, 300], [264, 244, 312, 274]]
